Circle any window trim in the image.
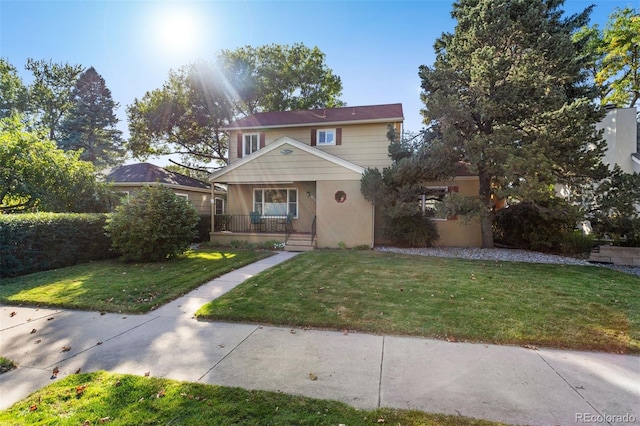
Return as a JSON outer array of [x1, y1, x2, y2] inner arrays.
[[243, 133, 260, 156], [316, 128, 336, 146], [420, 186, 449, 221], [253, 188, 298, 218]]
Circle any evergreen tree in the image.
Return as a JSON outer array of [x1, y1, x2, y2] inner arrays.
[[59, 67, 125, 168], [419, 0, 607, 248]]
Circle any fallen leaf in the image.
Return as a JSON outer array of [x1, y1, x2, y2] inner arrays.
[[9, 312, 16, 317], [51, 366, 60, 379], [290, 329, 296, 334], [29, 404, 37, 412], [377, 418, 386, 423], [61, 346, 71, 352], [75, 368, 82, 374], [106, 297, 114, 303], [99, 416, 111, 423], [114, 379, 122, 387], [309, 373, 317, 381], [521, 344, 538, 351], [96, 341, 103, 346], [218, 344, 225, 349], [30, 329, 37, 334], [35, 339, 41, 344], [76, 385, 87, 395], [47, 317, 54, 321], [156, 389, 166, 398], [82, 421, 91, 426], [144, 371, 150, 376], [343, 330, 349, 335]]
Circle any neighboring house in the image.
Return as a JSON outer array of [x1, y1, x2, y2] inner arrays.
[[598, 106, 639, 173], [107, 162, 224, 215], [209, 103, 482, 250]]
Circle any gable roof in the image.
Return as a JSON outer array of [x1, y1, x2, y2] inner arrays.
[[223, 103, 404, 131], [107, 163, 210, 189], [209, 136, 364, 182]]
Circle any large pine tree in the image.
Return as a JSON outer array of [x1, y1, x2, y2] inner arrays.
[[59, 67, 125, 169], [419, 0, 608, 248]]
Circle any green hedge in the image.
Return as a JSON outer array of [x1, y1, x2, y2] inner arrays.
[[0, 213, 117, 278]]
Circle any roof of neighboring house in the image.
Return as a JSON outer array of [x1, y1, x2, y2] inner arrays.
[[223, 103, 404, 130], [106, 163, 211, 190]]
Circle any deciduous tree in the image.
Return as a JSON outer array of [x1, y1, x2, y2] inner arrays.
[[0, 59, 29, 118]]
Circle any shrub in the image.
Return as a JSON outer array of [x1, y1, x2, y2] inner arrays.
[[0, 213, 115, 277], [561, 230, 595, 256], [382, 205, 439, 248], [229, 240, 255, 250], [195, 214, 211, 242], [494, 200, 580, 252], [105, 186, 199, 262]]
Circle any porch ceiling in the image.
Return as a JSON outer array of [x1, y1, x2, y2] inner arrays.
[[210, 137, 364, 184]]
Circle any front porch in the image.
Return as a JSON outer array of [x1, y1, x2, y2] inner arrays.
[[211, 214, 317, 251]]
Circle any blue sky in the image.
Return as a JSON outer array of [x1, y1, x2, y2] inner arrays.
[[1, 0, 637, 167]]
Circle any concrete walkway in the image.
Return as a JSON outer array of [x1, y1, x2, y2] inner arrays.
[[1, 251, 638, 425]]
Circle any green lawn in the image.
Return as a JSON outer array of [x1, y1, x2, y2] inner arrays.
[[0, 371, 504, 425], [0, 250, 272, 314], [196, 250, 640, 353]]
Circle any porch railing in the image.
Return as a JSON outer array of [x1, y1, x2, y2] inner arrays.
[[213, 214, 291, 233], [311, 215, 316, 245]]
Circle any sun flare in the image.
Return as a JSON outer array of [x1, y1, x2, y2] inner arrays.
[[154, 6, 201, 53]]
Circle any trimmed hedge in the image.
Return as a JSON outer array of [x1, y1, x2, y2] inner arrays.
[[0, 213, 117, 278]]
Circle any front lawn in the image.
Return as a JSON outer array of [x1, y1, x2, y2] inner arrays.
[[0, 371, 504, 425], [0, 250, 272, 314], [196, 250, 640, 353]]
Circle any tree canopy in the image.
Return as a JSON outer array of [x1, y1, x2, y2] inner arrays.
[[58, 67, 126, 168], [418, 0, 607, 248], [0, 115, 116, 213], [0, 59, 29, 118], [127, 43, 344, 171]]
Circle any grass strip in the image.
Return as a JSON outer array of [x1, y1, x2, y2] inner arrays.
[[0, 371, 505, 425], [0, 250, 272, 314], [196, 250, 640, 353]]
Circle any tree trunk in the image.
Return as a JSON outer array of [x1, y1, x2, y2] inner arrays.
[[478, 171, 495, 249]]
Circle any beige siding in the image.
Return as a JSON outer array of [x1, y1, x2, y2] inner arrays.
[[222, 143, 362, 183], [229, 122, 396, 170], [374, 177, 482, 248]]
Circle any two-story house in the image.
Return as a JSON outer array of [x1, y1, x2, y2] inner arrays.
[[209, 103, 482, 250]]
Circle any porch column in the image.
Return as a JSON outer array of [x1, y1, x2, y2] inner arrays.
[[210, 180, 216, 241]]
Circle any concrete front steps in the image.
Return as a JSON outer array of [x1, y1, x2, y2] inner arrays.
[[284, 233, 316, 252]]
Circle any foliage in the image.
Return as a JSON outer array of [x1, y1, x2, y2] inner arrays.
[[127, 43, 343, 171], [58, 67, 126, 168], [0, 372, 502, 426], [577, 7, 640, 107], [127, 61, 232, 171], [105, 185, 199, 262], [561, 230, 595, 256], [0, 59, 28, 118], [197, 250, 640, 353], [579, 165, 640, 246], [0, 357, 16, 374], [494, 200, 581, 252], [419, 0, 607, 248], [0, 250, 272, 313], [25, 58, 84, 141], [0, 115, 118, 213], [0, 213, 115, 278], [218, 43, 344, 115], [229, 239, 256, 250], [382, 204, 440, 247]]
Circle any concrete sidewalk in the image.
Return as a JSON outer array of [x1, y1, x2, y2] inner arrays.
[[1, 251, 638, 425]]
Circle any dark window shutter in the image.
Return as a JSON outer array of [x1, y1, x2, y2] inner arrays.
[[336, 128, 342, 145], [237, 133, 243, 158], [259, 133, 266, 149], [447, 186, 459, 220], [310, 129, 317, 146]]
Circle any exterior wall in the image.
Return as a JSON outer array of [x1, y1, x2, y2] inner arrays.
[[229, 122, 397, 170], [221, 142, 361, 183], [316, 180, 374, 248], [374, 177, 482, 248], [112, 183, 211, 214], [598, 107, 638, 174]]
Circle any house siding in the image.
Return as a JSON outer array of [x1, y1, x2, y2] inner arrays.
[[229, 122, 396, 170]]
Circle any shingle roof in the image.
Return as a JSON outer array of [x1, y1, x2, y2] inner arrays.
[[223, 103, 404, 130], [106, 163, 210, 189]]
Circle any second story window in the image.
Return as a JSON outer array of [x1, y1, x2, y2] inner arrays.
[[317, 129, 335, 145], [244, 133, 259, 156]]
